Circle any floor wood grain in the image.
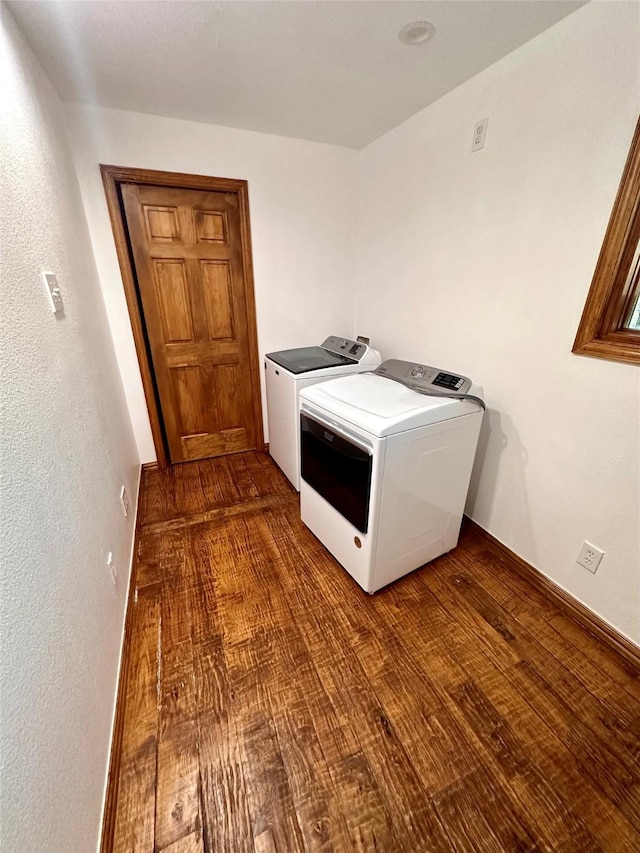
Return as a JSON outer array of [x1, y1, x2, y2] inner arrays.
[[110, 452, 640, 852]]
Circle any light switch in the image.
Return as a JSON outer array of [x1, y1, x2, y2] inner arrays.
[[43, 272, 64, 313]]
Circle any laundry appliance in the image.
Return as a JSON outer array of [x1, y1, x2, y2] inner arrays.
[[299, 359, 485, 593], [264, 335, 381, 489]]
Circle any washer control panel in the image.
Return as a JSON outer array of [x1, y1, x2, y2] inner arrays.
[[374, 359, 472, 395], [322, 335, 369, 361]]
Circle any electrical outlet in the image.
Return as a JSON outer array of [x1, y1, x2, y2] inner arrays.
[[120, 486, 129, 519], [471, 117, 489, 152], [42, 271, 64, 313], [107, 551, 117, 584], [576, 541, 604, 574]]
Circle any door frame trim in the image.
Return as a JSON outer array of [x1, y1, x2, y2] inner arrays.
[[100, 164, 265, 469]]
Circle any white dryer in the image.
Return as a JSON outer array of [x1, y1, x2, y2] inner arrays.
[[299, 359, 485, 593], [264, 336, 381, 490]]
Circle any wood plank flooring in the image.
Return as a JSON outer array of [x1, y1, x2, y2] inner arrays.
[[110, 451, 640, 852]]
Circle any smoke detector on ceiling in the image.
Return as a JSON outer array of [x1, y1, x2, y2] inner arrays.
[[398, 21, 436, 46]]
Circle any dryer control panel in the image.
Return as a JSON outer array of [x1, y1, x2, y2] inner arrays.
[[374, 359, 472, 395]]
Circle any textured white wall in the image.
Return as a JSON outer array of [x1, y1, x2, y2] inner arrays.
[[0, 7, 139, 852], [65, 105, 360, 462], [356, 1, 640, 642]]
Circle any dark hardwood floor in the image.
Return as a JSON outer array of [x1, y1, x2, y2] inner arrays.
[[109, 451, 640, 852]]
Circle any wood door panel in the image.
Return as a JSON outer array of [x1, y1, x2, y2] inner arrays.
[[173, 365, 207, 436], [146, 243, 231, 261], [201, 261, 236, 341], [153, 260, 195, 343], [195, 209, 228, 243], [164, 346, 242, 369], [181, 429, 248, 461], [143, 205, 181, 243], [121, 182, 261, 464], [213, 364, 244, 430]]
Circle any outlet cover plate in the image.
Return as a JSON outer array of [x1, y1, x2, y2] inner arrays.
[[472, 117, 489, 152], [43, 272, 64, 313], [120, 486, 129, 519], [577, 541, 604, 574]]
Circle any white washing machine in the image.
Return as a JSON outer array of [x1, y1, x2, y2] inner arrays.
[[264, 335, 381, 490], [299, 359, 485, 593]]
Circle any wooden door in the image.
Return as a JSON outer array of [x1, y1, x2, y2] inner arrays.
[[121, 183, 262, 463]]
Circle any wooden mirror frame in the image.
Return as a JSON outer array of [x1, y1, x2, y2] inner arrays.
[[573, 117, 640, 365]]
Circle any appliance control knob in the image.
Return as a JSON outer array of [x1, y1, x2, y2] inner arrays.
[[340, 339, 348, 348], [411, 366, 425, 379]]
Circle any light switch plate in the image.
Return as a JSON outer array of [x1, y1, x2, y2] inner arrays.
[[43, 272, 64, 313]]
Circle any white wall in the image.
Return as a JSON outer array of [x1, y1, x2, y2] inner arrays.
[[65, 104, 360, 462], [0, 7, 139, 852], [356, 1, 640, 643]]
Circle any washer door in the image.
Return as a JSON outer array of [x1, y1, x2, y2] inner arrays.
[[300, 412, 373, 533], [266, 346, 356, 374]]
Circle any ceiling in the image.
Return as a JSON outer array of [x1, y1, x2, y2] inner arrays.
[[8, 0, 587, 149]]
